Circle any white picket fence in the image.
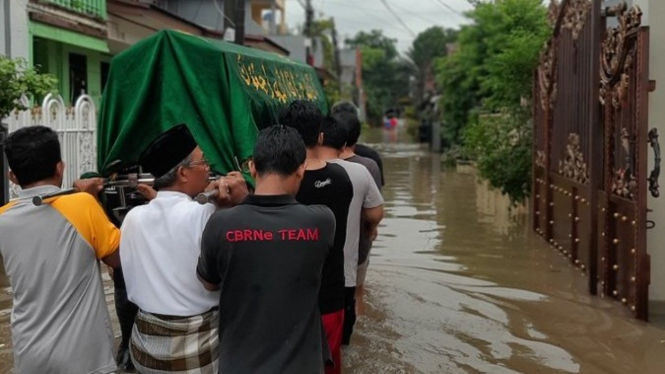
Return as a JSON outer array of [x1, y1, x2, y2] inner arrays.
[[4, 94, 97, 199]]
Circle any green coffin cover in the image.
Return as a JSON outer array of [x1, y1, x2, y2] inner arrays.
[[97, 29, 328, 179]]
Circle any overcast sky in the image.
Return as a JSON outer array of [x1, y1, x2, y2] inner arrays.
[[283, 0, 474, 54]]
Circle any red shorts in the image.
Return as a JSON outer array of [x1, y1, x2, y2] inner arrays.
[[322, 309, 344, 374]]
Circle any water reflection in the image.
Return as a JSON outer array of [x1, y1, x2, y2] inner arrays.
[[344, 139, 665, 374]]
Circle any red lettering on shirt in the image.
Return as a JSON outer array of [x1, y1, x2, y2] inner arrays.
[[225, 229, 275, 242], [227, 228, 320, 242], [226, 231, 236, 242], [306, 228, 319, 241]]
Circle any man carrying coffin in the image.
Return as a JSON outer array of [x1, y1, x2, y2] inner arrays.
[[120, 124, 248, 374]]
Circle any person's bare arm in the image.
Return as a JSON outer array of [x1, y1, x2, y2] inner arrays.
[[101, 250, 120, 268], [362, 205, 384, 241], [73, 178, 104, 202]]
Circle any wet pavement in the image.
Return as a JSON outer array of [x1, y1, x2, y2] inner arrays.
[[2, 129, 665, 373]]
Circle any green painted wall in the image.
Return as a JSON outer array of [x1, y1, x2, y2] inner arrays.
[[33, 37, 112, 106]]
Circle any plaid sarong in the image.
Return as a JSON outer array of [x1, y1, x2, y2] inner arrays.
[[130, 309, 220, 374]]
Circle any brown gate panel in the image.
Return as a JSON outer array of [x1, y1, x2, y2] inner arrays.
[[612, 197, 639, 311], [531, 0, 654, 320], [598, 6, 650, 319], [572, 185, 591, 272]]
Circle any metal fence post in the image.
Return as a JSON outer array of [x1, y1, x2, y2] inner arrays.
[[0, 122, 8, 205]]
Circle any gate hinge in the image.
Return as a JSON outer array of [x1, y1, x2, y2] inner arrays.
[[649, 80, 657, 93]]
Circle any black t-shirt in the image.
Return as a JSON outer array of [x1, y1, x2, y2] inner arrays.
[[296, 163, 353, 314], [197, 194, 335, 374], [355, 143, 385, 187]]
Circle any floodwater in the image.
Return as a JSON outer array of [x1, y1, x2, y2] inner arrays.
[[1, 129, 665, 373], [343, 130, 665, 373]]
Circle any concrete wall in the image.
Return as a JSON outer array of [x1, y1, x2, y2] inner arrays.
[[1, 0, 30, 59], [1, 0, 6, 55], [632, 0, 665, 304], [158, 0, 266, 36]]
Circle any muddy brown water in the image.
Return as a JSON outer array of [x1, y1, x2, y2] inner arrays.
[[1, 132, 665, 373]]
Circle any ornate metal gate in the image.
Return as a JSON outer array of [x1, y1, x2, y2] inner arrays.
[[532, 0, 657, 320]]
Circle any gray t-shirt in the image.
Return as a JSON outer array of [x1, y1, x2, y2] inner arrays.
[[329, 159, 383, 287], [346, 155, 383, 267], [0, 186, 118, 374], [346, 155, 382, 192]]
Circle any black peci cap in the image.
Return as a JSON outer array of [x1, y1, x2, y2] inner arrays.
[[138, 124, 197, 178]]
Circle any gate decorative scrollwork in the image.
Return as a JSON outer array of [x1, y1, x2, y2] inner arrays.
[[600, 3, 642, 109], [558, 133, 589, 184], [532, 0, 653, 321]]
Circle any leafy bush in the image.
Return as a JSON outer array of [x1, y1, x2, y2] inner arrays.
[[434, 0, 549, 203], [464, 111, 532, 205], [0, 56, 57, 119]]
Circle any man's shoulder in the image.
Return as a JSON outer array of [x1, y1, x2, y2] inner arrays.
[[55, 191, 99, 206], [355, 143, 381, 160], [324, 162, 351, 178], [330, 158, 372, 183], [0, 201, 18, 217], [329, 158, 364, 173], [208, 203, 248, 223], [352, 155, 379, 171], [297, 204, 335, 230], [300, 203, 334, 217]]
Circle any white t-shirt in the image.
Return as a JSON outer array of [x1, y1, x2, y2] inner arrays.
[[329, 159, 384, 287], [120, 191, 219, 316]]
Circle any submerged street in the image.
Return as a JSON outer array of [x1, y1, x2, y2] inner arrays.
[[342, 132, 665, 373], [0, 132, 665, 373]]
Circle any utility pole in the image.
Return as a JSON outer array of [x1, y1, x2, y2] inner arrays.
[[234, 0, 246, 45], [269, 0, 277, 35], [304, 0, 313, 65], [331, 17, 341, 83], [224, 0, 246, 45]]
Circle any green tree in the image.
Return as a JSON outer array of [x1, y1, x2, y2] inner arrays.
[[435, 0, 550, 203], [346, 30, 412, 125], [407, 27, 457, 103], [0, 56, 57, 119], [346, 30, 398, 60]]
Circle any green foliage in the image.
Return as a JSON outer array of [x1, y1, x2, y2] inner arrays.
[[408, 27, 458, 102], [0, 56, 57, 119], [434, 0, 550, 203], [345, 30, 398, 60], [346, 30, 412, 126], [323, 78, 341, 109], [464, 111, 532, 205], [311, 19, 335, 72]]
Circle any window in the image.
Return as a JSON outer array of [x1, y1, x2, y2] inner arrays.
[[69, 53, 88, 103]]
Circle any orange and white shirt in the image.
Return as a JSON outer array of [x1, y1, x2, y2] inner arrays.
[[0, 185, 119, 374]]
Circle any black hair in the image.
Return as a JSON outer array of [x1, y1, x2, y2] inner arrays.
[[253, 125, 306, 176], [278, 100, 322, 147], [320, 115, 349, 150], [4, 126, 62, 186], [331, 100, 358, 116], [333, 111, 361, 146]]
